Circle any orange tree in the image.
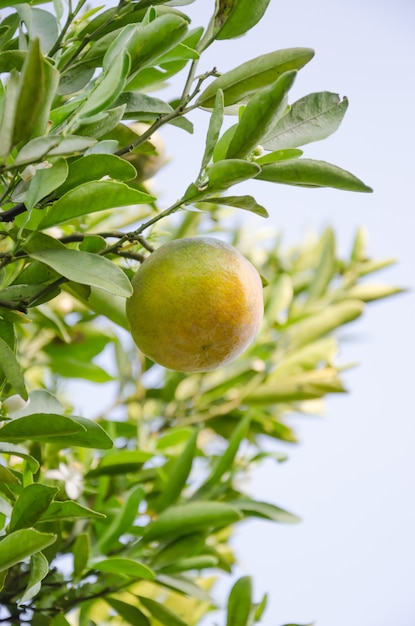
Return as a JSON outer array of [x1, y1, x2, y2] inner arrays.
[[0, 2, 400, 625]]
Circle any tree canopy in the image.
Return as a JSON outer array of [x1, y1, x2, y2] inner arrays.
[[0, 1, 400, 624]]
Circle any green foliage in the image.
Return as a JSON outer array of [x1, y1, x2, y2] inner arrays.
[[0, 1, 400, 625]]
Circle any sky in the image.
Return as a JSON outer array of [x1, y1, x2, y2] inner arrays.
[[154, 1, 415, 625], [64, 1, 414, 624]]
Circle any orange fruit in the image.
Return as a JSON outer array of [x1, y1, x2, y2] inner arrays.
[[126, 237, 263, 372]]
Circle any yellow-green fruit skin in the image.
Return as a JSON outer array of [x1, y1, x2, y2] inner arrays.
[[126, 237, 264, 372]]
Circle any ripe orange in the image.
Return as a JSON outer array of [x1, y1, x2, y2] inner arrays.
[[126, 237, 264, 372]]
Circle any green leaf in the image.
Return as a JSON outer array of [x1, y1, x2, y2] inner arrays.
[[226, 70, 297, 159], [157, 428, 198, 512], [77, 105, 127, 139], [0, 413, 83, 441], [263, 92, 349, 150], [255, 148, 303, 164], [11, 389, 64, 418], [0, 337, 27, 400], [231, 499, 301, 524], [73, 533, 89, 580], [12, 38, 43, 145], [57, 65, 95, 97], [264, 273, 293, 324], [345, 283, 404, 302], [226, 576, 252, 626], [13, 136, 96, 166], [206, 159, 261, 190], [214, 0, 271, 40], [13, 38, 59, 145], [28, 248, 133, 298], [144, 501, 242, 541], [197, 48, 314, 107], [95, 486, 145, 553], [25, 158, 68, 212], [0, 70, 19, 158], [68, 284, 129, 330], [18, 551, 49, 605], [156, 574, 214, 604], [40, 180, 154, 228], [78, 51, 130, 117], [10, 484, 57, 532], [40, 501, 106, 522], [246, 367, 346, 403], [307, 228, 336, 300], [57, 154, 136, 196], [285, 300, 365, 350], [199, 415, 251, 493], [115, 92, 173, 119], [0, 51, 26, 73], [93, 558, 155, 581], [50, 415, 113, 449], [199, 89, 224, 175], [128, 14, 189, 75], [0, 443, 39, 473], [159, 554, 218, 574], [87, 452, 152, 478], [256, 158, 373, 192], [106, 598, 150, 626], [45, 357, 113, 383], [17, 7, 59, 55], [138, 597, 188, 626], [0, 413, 112, 449], [350, 227, 367, 263], [0, 529, 56, 572], [204, 194, 268, 217]]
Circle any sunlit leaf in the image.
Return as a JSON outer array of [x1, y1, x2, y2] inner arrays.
[[13, 136, 96, 166], [214, 0, 271, 40], [39, 180, 154, 228], [0, 337, 27, 400], [95, 486, 145, 553], [25, 158, 68, 212], [226, 70, 296, 159], [200, 194, 268, 217], [40, 501, 106, 522], [263, 92, 349, 150], [231, 499, 301, 524], [17, 551, 49, 605], [106, 597, 150, 626], [93, 558, 155, 580], [28, 248, 132, 297], [308, 228, 336, 300], [144, 501, 242, 541], [225, 576, 252, 626], [157, 428, 198, 511], [199, 89, 224, 175], [0, 529, 56, 572], [0, 443, 39, 473], [256, 158, 373, 192], [78, 50, 130, 117], [197, 48, 314, 107], [10, 484, 57, 532], [138, 596, 188, 626], [284, 300, 365, 349], [0, 413, 112, 449]]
